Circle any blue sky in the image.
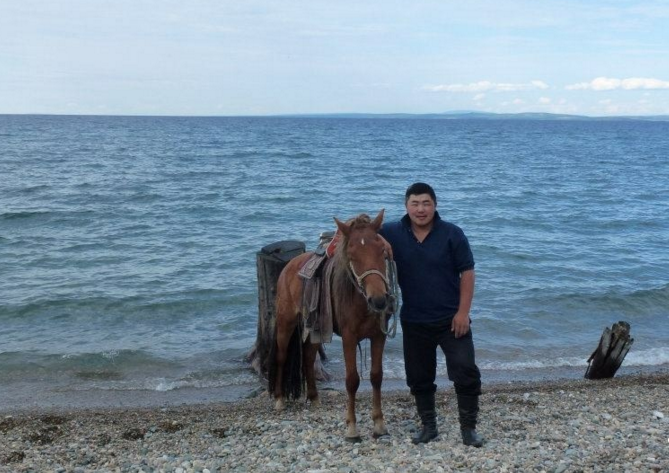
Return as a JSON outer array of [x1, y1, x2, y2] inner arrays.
[[1, 0, 669, 116]]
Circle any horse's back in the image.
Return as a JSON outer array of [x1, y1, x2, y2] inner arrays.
[[278, 251, 313, 283], [275, 251, 313, 317]]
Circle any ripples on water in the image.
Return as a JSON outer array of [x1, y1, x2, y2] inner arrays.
[[1, 115, 668, 394]]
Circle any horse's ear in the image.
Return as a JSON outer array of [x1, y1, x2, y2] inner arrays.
[[334, 217, 351, 237], [371, 209, 385, 231]]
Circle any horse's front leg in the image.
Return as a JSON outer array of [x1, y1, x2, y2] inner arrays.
[[370, 333, 388, 438], [342, 336, 361, 442]]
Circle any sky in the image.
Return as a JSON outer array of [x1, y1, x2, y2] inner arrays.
[[1, 0, 669, 117]]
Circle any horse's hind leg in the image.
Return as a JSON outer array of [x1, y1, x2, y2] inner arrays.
[[273, 315, 297, 411], [273, 331, 288, 411], [303, 342, 320, 407], [370, 334, 388, 438], [342, 335, 361, 442]]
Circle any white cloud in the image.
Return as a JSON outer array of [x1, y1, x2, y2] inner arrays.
[[512, 98, 525, 105], [425, 80, 548, 93], [622, 78, 669, 89], [566, 77, 669, 90], [538, 97, 551, 104], [473, 93, 485, 101]]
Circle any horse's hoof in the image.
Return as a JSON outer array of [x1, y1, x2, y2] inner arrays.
[[345, 436, 362, 443], [308, 398, 320, 408], [274, 399, 285, 411]]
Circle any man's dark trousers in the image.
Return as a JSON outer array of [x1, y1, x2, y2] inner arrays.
[[401, 318, 481, 397]]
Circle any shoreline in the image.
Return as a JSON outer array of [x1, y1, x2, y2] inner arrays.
[[2, 363, 667, 414], [2, 372, 668, 472]]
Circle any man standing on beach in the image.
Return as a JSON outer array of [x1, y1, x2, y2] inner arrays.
[[380, 182, 484, 447]]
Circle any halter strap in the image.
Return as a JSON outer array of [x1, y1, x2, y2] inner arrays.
[[348, 261, 389, 289], [347, 259, 399, 338]]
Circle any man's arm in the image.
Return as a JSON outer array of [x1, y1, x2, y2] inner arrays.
[[451, 269, 475, 338]]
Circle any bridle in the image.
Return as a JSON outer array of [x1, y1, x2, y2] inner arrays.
[[348, 261, 389, 293], [347, 258, 399, 338]]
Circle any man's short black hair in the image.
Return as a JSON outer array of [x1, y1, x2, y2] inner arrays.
[[405, 182, 437, 205]]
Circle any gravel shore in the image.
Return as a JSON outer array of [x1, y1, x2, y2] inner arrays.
[[2, 373, 668, 472]]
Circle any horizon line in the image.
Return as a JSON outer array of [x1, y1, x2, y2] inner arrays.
[[1, 111, 669, 120]]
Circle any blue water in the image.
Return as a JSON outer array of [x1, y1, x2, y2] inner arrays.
[[1, 115, 668, 401]]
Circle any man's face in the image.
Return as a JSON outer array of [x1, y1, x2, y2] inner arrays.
[[405, 193, 436, 229]]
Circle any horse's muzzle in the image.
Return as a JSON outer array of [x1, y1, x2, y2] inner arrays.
[[367, 294, 392, 313]]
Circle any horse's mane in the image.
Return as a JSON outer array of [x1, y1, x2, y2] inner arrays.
[[331, 214, 372, 311]]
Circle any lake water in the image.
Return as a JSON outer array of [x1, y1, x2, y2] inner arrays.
[[1, 115, 668, 406]]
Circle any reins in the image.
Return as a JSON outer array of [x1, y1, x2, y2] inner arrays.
[[384, 259, 399, 338]]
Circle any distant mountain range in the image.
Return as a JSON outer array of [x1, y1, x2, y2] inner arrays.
[[277, 111, 669, 121]]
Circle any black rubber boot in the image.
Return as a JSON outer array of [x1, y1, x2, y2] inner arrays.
[[412, 393, 439, 444], [457, 394, 484, 447]]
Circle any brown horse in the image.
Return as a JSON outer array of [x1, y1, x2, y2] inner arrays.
[[267, 210, 393, 441]]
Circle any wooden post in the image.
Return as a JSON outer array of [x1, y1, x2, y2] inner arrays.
[[246, 240, 305, 377], [585, 321, 634, 379]]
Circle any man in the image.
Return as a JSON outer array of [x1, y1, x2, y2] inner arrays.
[[380, 182, 484, 447]]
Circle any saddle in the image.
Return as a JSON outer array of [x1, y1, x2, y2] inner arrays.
[[298, 231, 339, 344]]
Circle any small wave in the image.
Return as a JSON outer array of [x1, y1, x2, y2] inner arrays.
[[269, 151, 314, 159], [13, 184, 51, 194], [0, 350, 179, 377], [1, 210, 52, 220], [128, 193, 162, 203], [244, 210, 280, 222], [218, 150, 260, 159], [149, 372, 258, 391], [537, 284, 669, 317], [624, 347, 669, 366], [594, 219, 664, 230], [263, 195, 298, 203], [479, 356, 587, 371], [1, 289, 253, 320], [58, 242, 106, 253], [477, 347, 669, 371]]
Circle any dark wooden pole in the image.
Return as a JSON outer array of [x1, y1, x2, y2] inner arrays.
[[246, 240, 305, 377], [585, 321, 634, 379]]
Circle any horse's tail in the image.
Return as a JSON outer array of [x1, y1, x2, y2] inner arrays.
[[267, 322, 304, 400]]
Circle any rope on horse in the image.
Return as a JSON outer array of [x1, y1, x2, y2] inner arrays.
[[381, 259, 399, 339]]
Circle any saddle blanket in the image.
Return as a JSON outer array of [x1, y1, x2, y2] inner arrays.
[[297, 230, 341, 344]]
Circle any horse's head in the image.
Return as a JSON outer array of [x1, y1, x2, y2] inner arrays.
[[334, 209, 392, 313]]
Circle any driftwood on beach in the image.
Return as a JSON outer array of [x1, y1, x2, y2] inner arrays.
[[585, 321, 634, 379]]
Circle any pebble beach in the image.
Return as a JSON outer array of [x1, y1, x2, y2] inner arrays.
[[1, 373, 668, 473]]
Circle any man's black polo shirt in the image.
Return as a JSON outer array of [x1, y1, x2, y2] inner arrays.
[[380, 211, 475, 324]]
